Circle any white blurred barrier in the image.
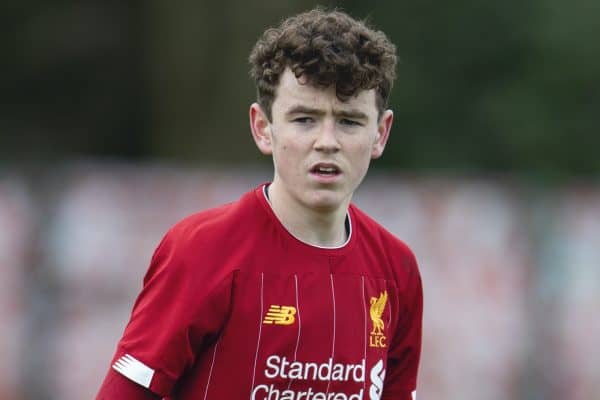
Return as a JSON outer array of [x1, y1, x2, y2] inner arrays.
[[43, 164, 267, 398], [356, 178, 531, 400], [0, 177, 33, 400], [0, 164, 598, 400], [537, 188, 600, 399]]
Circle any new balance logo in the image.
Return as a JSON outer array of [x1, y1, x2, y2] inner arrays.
[[263, 305, 297, 325]]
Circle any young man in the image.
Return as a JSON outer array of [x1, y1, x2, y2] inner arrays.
[[97, 8, 422, 400]]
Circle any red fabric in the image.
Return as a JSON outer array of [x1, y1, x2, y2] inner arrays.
[[96, 369, 160, 400], [99, 185, 422, 399]]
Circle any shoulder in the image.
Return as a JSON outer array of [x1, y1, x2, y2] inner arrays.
[[145, 189, 262, 282], [166, 189, 260, 250], [349, 203, 419, 287], [350, 203, 416, 260]]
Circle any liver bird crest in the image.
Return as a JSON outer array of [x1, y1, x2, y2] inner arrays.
[[369, 290, 387, 336]]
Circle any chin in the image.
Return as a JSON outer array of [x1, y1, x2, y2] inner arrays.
[[304, 191, 347, 212]]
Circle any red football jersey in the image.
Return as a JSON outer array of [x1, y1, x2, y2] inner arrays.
[[100, 185, 422, 400]]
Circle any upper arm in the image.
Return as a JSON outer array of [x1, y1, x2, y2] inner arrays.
[[382, 252, 423, 399], [96, 368, 161, 400], [100, 229, 235, 397]]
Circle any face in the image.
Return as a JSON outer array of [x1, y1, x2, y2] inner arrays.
[[250, 68, 393, 213]]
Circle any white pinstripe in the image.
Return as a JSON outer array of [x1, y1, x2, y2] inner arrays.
[[287, 274, 302, 390], [361, 276, 367, 394], [202, 337, 220, 400], [251, 273, 264, 392], [325, 273, 336, 395]]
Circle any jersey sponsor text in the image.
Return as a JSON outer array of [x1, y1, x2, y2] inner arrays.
[[252, 384, 364, 400], [251, 356, 387, 400], [369, 359, 386, 400], [265, 355, 365, 382]]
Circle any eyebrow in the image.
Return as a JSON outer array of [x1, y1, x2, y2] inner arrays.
[[285, 105, 369, 121]]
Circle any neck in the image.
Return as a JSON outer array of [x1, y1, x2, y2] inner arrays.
[[266, 183, 349, 248]]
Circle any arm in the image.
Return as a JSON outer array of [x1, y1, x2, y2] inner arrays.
[[382, 254, 423, 400], [95, 227, 235, 398], [96, 369, 161, 400]]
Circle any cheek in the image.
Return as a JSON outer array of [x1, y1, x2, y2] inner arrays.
[[354, 142, 375, 161], [273, 143, 298, 174], [349, 144, 375, 175], [274, 142, 291, 160]]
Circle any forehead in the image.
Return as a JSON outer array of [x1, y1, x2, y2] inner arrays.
[[273, 69, 378, 115]]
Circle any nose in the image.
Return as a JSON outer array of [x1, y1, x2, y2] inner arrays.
[[313, 119, 340, 153]]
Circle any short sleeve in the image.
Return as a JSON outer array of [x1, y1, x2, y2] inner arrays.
[[108, 229, 235, 397], [382, 252, 423, 400]]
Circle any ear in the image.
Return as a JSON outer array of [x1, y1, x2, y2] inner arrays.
[[371, 109, 393, 159], [249, 103, 273, 155]]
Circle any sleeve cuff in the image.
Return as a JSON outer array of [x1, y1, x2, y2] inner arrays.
[[111, 350, 176, 397]]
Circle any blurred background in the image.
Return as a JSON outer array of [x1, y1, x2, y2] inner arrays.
[[1, 1, 599, 399]]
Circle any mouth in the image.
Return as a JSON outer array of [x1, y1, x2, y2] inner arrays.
[[310, 163, 342, 177]]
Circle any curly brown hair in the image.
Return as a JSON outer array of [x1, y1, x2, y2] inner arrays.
[[249, 8, 397, 121]]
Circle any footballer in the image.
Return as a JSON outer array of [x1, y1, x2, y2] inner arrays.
[[96, 7, 422, 400]]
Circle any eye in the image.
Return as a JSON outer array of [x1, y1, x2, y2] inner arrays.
[[339, 118, 362, 127], [293, 117, 314, 124]]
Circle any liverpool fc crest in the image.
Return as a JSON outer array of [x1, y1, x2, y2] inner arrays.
[[369, 291, 387, 348]]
